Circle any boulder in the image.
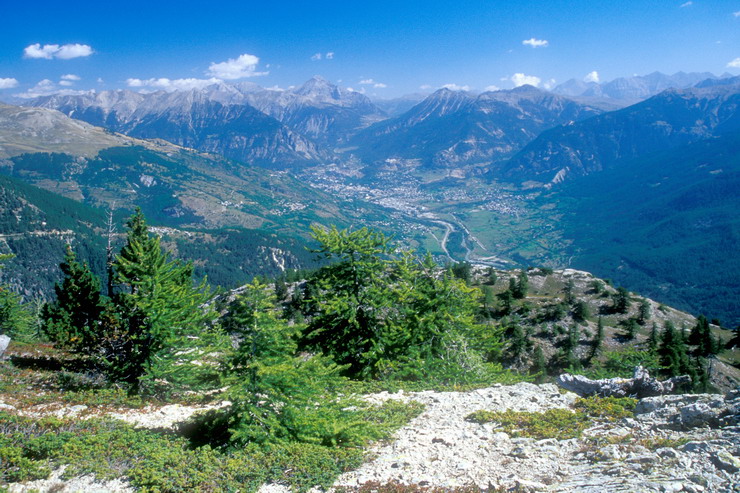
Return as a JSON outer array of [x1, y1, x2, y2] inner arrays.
[[556, 366, 691, 398], [0, 335, 9, 358]]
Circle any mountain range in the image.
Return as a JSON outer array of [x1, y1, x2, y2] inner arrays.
[[3, 71, 739, 324], [500, 80, 740, 184], [348, 85, 602, 170], [552, 71, 730, 106]]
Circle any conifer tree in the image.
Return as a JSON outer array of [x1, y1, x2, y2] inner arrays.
[[302, 226, 492, 380], [512, 271, 528, 299], [689, 315, 715, 357], [659, 320, 691, 377], [611, 287, 632, 314], [564, 278, 576, 305], [530, 344, 546, 377], [647, 323, 659, 353], [0, 254, 33, 342], [590, 316, 604, 360], [623, 318, 639, 340], [572, 300, 590, 323], [638, 299, 651, 325], [109, 208, 221, 391], [41, 246, 105, 352], [226, 280, 367, 446]]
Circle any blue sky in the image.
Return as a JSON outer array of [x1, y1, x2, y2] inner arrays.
[[2, 0, 739, 99]]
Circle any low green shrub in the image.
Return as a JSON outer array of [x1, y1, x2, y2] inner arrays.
[[466, 408, 590, 439], [0, 410, 402, 492], [466, 396, 637, 440], [573, 396, 637, 421]]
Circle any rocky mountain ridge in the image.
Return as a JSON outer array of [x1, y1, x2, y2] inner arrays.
[[25, 77, 386, 167], [500, 80, 740, 184], [348, 86, 602, 169], [552, 71, 728, 106]]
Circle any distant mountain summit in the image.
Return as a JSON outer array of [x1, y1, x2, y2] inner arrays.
[[349, 86, 601, 169], [552, 71, 725, 105], [242, 76, 386, 147], [24, 77, 387, 166]]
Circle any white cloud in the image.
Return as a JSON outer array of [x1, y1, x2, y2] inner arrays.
[[510, 73, 541, 87], [543, 78, 556, 90], [206, 54, 267, 80], [14, 78, 90, 98], [484, 85, 500, 92], [56, 44, 94, 59], [680, 1, 692, 6], [61, 74, 81, 81], [734, 11, 740, 17], [310, 53, 322, 61], [584, 71, 600, 83], [441, 83, 470, 91], [522, 38, 549, 48], [325, 52, 334, 59], [346, 87, 366, 94], [126, 77, 222, 91], [727, 58, 740, 68], [0, 78, 19, 89], [59, 80, 74, 87], [24, 44, 58, 59], [358, 78, 387, 88], [97, 78, 104, 83], [23, 43, 93, 60]]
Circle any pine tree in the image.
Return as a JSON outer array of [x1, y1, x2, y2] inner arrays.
[[623, 318, 639, 340], [611, 287, 632, 314], [572, 300, 591, 323], [110, 208, 221, 391], [530, 344, 547, 378], [590, 316, 604, 360], [647, 323, 659, 353], [512, 271, 528, 299], [507, 323, 528, 359], [498, 289, 514, 315], [564, 278, 576, 305], [589, 279, 604, 295], [41, 245, 105, 352], [637, 299, 651, 325], [0, 254, 33, 342], [226, 280, 367, 446], [301, 226, 491, 380], [689, 315, 715, 357], [659, 320, 691, 377]]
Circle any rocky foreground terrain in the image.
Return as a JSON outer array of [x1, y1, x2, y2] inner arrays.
[[7, 381, 739, 493]]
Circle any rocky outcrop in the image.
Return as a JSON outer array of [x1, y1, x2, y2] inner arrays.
[[333, 382, 740, 492], [0, 335, 10, 358], [556, 366, 691, 398]]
